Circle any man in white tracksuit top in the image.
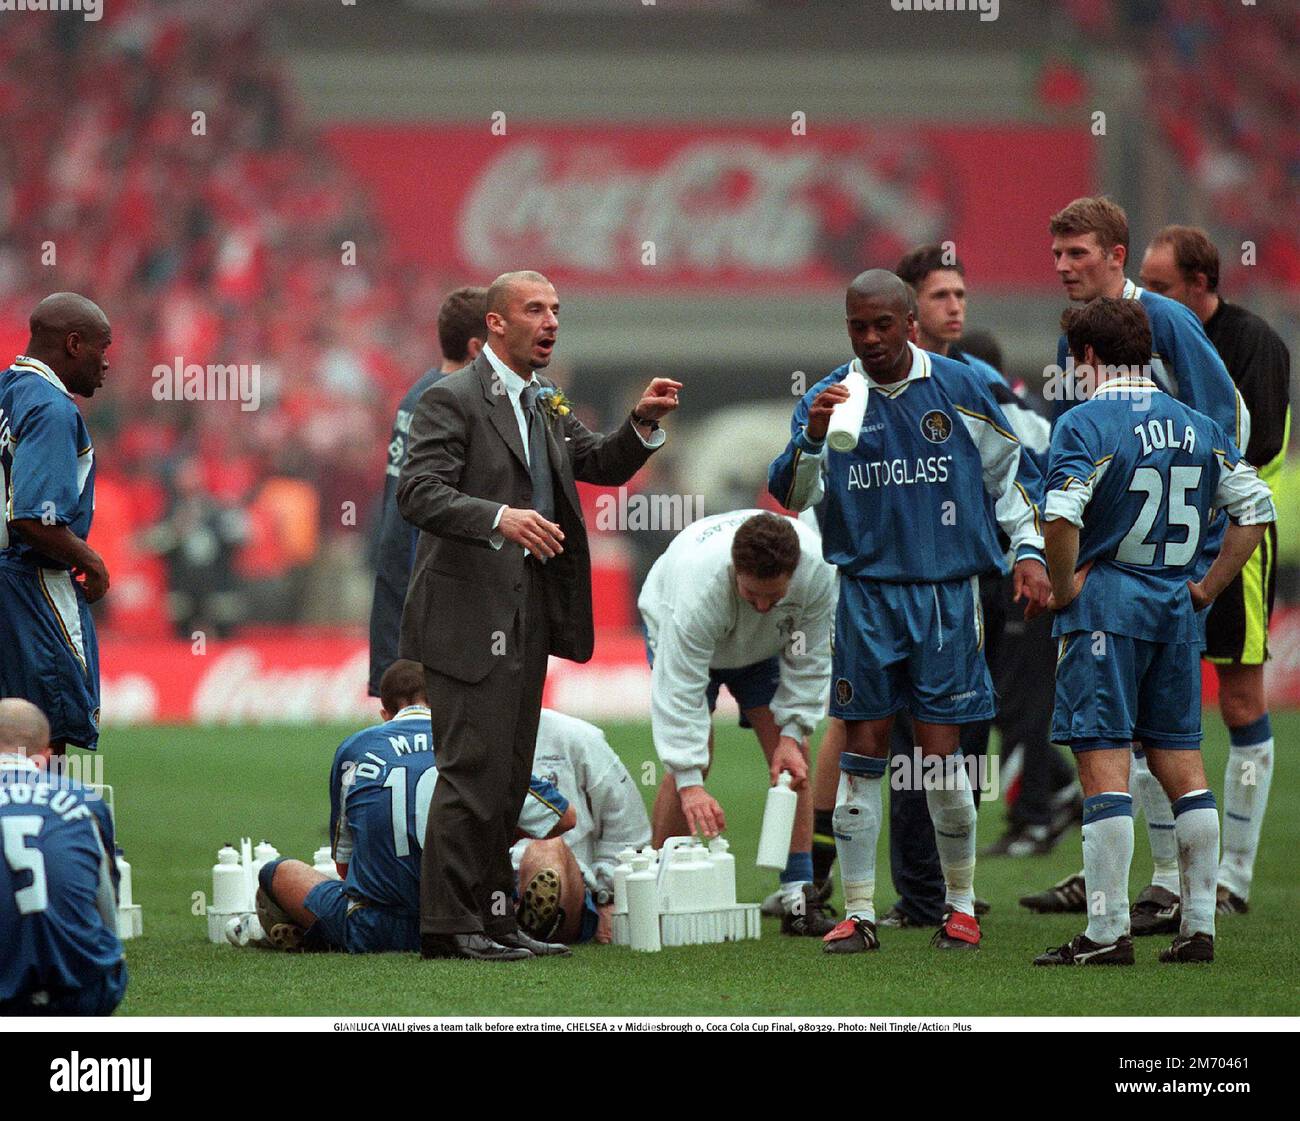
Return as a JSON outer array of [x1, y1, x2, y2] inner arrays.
[[638, 509, 837, 935]]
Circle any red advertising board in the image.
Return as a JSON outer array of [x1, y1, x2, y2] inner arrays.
[[96, 609, 1300, 728], [325, 123, 1095, 294]]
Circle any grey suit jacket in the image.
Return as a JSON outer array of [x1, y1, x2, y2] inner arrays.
[[395, 353, 658, 683]]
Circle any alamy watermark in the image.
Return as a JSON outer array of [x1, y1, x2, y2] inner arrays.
[[891, 746, 999, 797], [594, 488, 704, 532], [0, 753, 105, 799], [152, 359, 261, 412], [890, 0, 998, 22], [1042, 359, 1156, 409], [0, 0, 102, 21]]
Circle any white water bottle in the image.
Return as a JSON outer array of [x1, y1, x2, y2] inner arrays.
[[313, 845, 340, 880], [709, 837, 736, 907], [626, 854, 661, 952], [756, 772, 798, 870], [212, 844, 245, 912], [115, 848, 133, 909], [826, 365, 868, 452], [250, 840, 280, 891], [613, 847, 637, 915]]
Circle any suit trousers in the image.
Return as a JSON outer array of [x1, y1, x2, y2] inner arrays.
[[419, 557, 551, 937]]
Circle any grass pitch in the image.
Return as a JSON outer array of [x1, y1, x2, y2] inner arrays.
[[92, 714, 1299, 1017]]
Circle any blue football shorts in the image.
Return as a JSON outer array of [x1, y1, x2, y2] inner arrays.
[[829, 574, 994, 724], [0, 559, 101, 749], [0, 960, 127, 1016], [303, 879, 420, 954], [1051, 630, 1202, 753], [642, 622, 779, 729]]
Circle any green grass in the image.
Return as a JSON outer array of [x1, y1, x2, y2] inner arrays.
[[91, 714, 1300, 1017]]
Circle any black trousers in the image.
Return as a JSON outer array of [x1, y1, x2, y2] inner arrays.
[[420, 560, 550, 937], [994, 599, 1073, 828]]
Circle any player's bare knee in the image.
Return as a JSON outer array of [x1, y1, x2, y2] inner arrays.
[[266, 858, 327, 927]]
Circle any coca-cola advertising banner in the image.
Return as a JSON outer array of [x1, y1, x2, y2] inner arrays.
[[98, 612, 1300, 727], [325, 124, 1096, 293], [97, 630, 656, 727]]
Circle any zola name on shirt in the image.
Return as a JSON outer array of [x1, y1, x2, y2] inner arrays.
[[1133, 417, 1197, 457]]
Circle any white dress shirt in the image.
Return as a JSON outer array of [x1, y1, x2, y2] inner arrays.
[[480, 342, 665, 549]]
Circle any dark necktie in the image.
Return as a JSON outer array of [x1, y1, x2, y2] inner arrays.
[[520, 382, 556, 524]]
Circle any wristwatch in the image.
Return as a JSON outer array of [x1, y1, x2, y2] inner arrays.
[[631, 410, 659, 432], [593, 889, 614, 907]]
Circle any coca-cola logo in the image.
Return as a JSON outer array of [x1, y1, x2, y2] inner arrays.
[[192, 649, 373, 723], [458, 138, 954, 278]]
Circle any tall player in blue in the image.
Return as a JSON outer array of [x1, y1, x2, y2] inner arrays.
[[255, 660, 574, 954], [1023, 196, 1252, 923], [1035, 298, 1274, 966], [770, 270, 1050, 954], [0, 698, 126, 1015], [0, 293, 113, 757]]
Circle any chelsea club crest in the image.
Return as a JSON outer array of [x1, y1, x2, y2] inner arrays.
[[920, 410, 953, 443]]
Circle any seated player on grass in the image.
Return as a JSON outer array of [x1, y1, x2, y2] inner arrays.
[[0, 698, 127, 1015], [512, 709, 651, 945], [254, 660, 575, 953], [1033, 297, 1274, 967]]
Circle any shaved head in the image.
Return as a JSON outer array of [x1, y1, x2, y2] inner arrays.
[[29, 292, 109, 348], [844, 269, 914, 381], [24, 291, 112, 397], [846, 269, 911, 315], [486, 271, 552, 316], [0, 698, 51, 759], [484, 270, 560, 375]]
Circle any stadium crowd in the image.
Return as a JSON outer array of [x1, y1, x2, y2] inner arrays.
[[0, 3, 455, 634], [1065, 0, 1300, 300], [0, 0, 1294, 647]]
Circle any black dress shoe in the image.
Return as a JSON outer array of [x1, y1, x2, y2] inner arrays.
[[496, 929, 572, 957], [420, 933, 532, 961]]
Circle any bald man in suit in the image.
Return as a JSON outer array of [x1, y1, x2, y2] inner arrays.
[[397, 270, 680, 960]]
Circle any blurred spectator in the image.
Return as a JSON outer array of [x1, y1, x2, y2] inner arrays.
[[138, 458, 248, 639], [0, 2, 451, 637], [1068, 1, 1300, 302]]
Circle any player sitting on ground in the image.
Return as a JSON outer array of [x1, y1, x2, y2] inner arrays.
[[1033, 297, 1274, 967], [512, 709, 651, 944], [770, 269, 1050, 954], [255, 660, 576, 953], [0, 698, 127, 1015]]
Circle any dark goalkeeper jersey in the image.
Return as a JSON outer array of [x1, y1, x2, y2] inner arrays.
[[1203, 298, 1291, 486]]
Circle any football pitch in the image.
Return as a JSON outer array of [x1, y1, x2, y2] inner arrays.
[[94, 714, 1299, 1018]]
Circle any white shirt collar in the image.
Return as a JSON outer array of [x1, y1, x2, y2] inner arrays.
[[391, 704, 432, 722], [13, 355, 72, 398], [1094, 375, 1160, 396], [854, 342, 931, 392], [483, 343, 537, 397], [1121, 278, 1142, 301]]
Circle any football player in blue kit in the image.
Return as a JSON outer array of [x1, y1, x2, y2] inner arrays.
[[0, 698, 126, 1015], [770, 269, 1050, 953], [1034, 298, 1274, 967], [255, 660, 575, 955], [1022, 197, 1252, 925], [0, 294, 113, 757]]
